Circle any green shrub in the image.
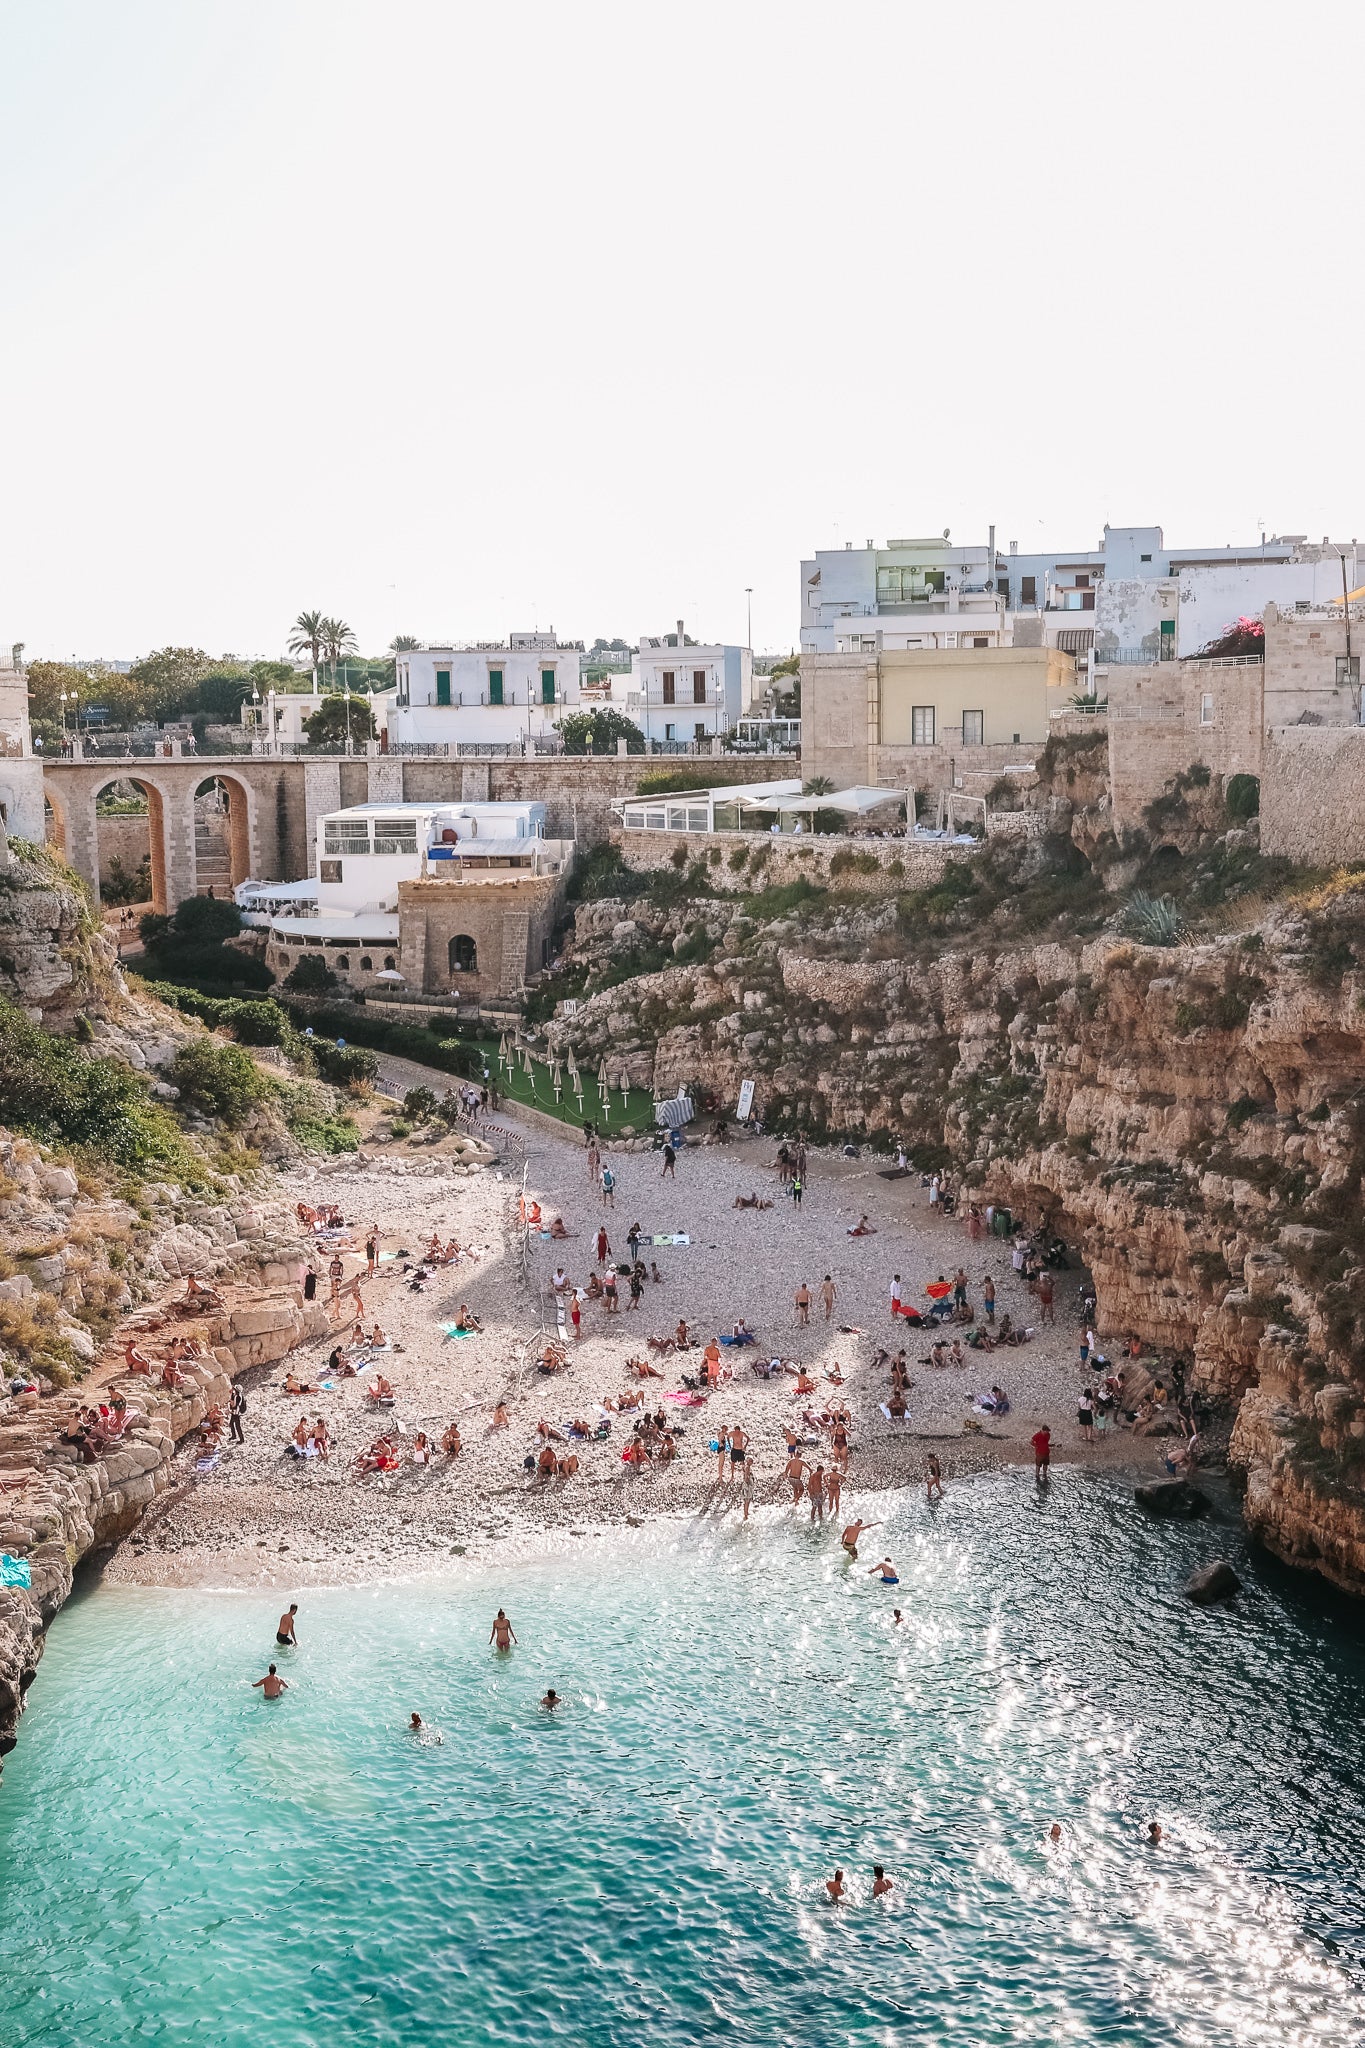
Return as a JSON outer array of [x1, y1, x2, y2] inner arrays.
[[1226, 773, 1260, 820], [283, 953, 337, 994], [311, 1040, 379, 1086], [168, 1040, 268, 1124], [0, 998, 188, 1169], [1116, 891, 1188, 946], [741, 878, 825, 920], [567, 843, 645, 903], [1227, 1094, 1262, 1129], [403, 1086, 438, 1122], [288, 1112, 360, 1154], [634, 768, 717, 797]]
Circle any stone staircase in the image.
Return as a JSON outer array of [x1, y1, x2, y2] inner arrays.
[[194, 813, 232, 895]]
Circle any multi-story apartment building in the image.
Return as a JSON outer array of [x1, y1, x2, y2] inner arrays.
[[802, 526, 1364, 664], [388, 633, 583, 749]]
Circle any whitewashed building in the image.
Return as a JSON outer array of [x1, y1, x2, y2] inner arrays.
[[610, 622, 751, 745], [387, 634, 582, 751]]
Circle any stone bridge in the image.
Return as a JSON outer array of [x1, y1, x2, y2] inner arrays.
[[42, 751, 800, 910]]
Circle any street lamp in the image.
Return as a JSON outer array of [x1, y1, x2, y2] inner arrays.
[[745, 587, 753, 649]]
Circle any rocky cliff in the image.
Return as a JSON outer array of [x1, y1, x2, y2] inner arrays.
[[535, 742, 1365, 1594]]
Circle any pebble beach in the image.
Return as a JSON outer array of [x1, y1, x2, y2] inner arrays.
[[106, 1112, 1159, 1592]]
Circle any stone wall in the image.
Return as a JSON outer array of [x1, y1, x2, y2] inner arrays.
[[398, 870, 568, 997], [95, 813, 151, 887], [1263, 603, 1364, 726], [1261, 726, 1365, 863], [610, 826, 959, 893], [1106, 659, 1264, 833]]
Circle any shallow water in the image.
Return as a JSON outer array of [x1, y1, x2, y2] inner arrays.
[[3, 1472, 1365, 2045]]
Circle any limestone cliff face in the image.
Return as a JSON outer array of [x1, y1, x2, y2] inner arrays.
[[0, 830, 113, 1024], [542, 841, 1365, 1596]]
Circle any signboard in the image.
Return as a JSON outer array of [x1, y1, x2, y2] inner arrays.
[[736, 1078, 756, 1122]]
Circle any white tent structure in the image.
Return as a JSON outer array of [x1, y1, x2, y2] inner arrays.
[[763, 787, 906, 832]]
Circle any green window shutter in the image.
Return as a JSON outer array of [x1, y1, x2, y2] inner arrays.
[[489, 670, 504, 706], [541, 669, 556, 704], [435, 669, 451, 706]]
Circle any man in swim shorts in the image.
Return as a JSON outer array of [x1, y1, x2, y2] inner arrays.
[[841, 1517, 879, 1560], [276, 1603, 298, 1647], [490, 1609, 517, 1650], [868, 1557, 899, 1585], [252, 1664, 288, 1698], [1032, 1424, 1051, 1481]]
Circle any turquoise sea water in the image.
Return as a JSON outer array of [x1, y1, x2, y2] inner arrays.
[[2, 1473, 1365, 2045]]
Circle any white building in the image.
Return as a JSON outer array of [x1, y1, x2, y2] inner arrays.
[[611, 621, 751, 745], [387, 634, 582, 751], [238, 798, 568, 990], [803, 525, 1365, 664], [241, 689, 398, 751]]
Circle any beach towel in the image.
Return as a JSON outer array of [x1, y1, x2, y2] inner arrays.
[[440, 1324, 476, 1339], [0, 1553, 32, 1589], [652, 1234, 690, 1247]]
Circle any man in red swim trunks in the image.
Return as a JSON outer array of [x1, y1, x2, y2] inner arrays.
[[1032, 1424, 1051, 1482]]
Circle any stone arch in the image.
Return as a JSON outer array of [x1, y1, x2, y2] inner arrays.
[[82, 775, 169, 914], [193, 772, 254, 895], [449, 933, 477, 974], [92, 777, 155, 913]]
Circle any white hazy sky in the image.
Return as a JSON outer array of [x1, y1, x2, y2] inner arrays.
[[3, 0, 1363, 663]]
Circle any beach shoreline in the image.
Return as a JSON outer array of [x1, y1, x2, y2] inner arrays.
[[98, 1109, 1202, 1595]]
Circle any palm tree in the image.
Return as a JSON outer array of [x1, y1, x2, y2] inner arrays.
[[320, 617, 358, 689], [803, 775, 835, 796], [390, 635, 419, 652], [288, 611, 327, 683]]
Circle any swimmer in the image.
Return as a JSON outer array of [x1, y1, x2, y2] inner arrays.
[[868, 1557, 900, 1585], [872, 1864, 893, 1898], [540, 1688, 560, 1712], [1048, 1823, 1063, 1843], [276, 1603, 298, 1647], [841, 1517, 880, 1560], [892, 1608, 903, 1625], [489, 1608, 517, 1650], [1147, 1821, 1163, 1845], [825, 1868, 845, 1903], [252, 1664, 288, 1698], [409, 1712, 443, 1742]]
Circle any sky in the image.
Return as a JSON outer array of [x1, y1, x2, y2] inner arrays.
[[3, 0, 1364, 664]]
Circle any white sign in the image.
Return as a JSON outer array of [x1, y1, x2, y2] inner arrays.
[[737, 1078, 755, 1121]]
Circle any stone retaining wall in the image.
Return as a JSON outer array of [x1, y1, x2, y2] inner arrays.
[[1261, 726, 1365, 864], [610, 827, 958, 893]]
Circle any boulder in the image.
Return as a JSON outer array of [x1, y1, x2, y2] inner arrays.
[[1185, 1559, 1242, 1606], [1134, 1478, 1209, 1519], [39, 1166, 78, 1200]]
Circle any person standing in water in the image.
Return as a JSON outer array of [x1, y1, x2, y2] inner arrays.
[[841, 1517, 880, 1560], [872, 1865, 893, 1898], [1032, 1425, 1052, 1483], [925, 1453, 943, 1502], [276, 1604, 299, 1648], [489, 1609, 518, 1650], [252, 1664, 288, 1698], [868, 1557, 900, 1586], [825, 1869, 845, 1903], [540, 1688, 560, 1711]]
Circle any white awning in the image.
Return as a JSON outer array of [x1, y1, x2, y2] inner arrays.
[[772, 786, 905, 816]]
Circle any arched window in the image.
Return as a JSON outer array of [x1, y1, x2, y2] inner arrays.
[[449, 933, 477, 973], [383, 955, 396, 971], [360, 956, 372, 972], [334, 954, 349, 972]]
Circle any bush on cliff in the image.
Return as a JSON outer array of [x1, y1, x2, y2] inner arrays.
[[168, 1040, 269, 1125], [0, 998, 190, 1170]]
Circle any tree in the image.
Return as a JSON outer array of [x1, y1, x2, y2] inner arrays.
[[320, 617, 358, 685], [126, 647, 215, 722], [249, 660, 296, 690], [390, 635, 420, 652], [558, 708, 645, 755], [803, 776, 835, 796], [195, 666, 255, 719], [283, 953, 337, 993], [288, 610, 328, 675], [302, 694, 378, 749]]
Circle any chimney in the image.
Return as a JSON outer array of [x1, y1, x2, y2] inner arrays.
[[677, 618, 685, 647]]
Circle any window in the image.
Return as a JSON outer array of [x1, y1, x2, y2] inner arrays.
[[911, 705, 935, 746], [693, 669, 707, 703], [436, 668, 451, 706], [1337, 655, 1360, 687], [962, 710, 984, 746], [687, 804, 708, 830], [323, 818, 369, 856], [694, 723, 706, 742], [1076, 575, 1089, 589], [1020, 575, 1036, 605], [488, 669, 504, 706], [541, 669, 556, 705], [333, 955, 348, 972], [373, 818, 419, 854], [664, 722, 675, 741], [972, 637, 989, 649], [623, 811, 645, 829], [449, 934, 477, 973], [360, 956, 372, 971], [1159, 618, 1176, 661], [645, 808, 666, 830], [1140, 553, 1152, 563], [661, 669, 676, 704], [383, 955, 396, 971], [321, 859, 342, 883]]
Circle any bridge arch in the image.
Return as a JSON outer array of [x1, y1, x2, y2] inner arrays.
[[192, 773, 254, 897]]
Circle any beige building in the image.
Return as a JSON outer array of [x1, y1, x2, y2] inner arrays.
[[396, 867, 568, 1000], [802, 644, 1076, 787]]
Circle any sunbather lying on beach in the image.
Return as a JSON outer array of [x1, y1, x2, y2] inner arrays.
[[847, 1214, 877, 1236], [627, 1358, 664, 1379]]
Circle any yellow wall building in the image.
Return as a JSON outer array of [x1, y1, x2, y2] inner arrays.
[[803, 644, 1076, 787]]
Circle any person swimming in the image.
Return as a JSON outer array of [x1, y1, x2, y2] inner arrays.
[[868, 1557, 900, 1585], [540, 1688, 560, 1711]]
